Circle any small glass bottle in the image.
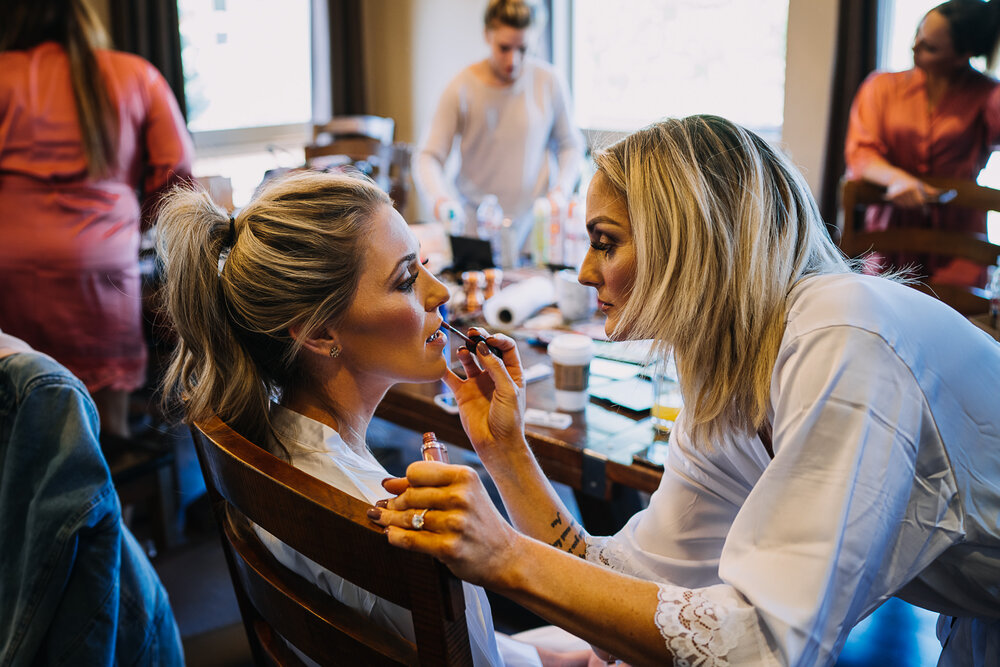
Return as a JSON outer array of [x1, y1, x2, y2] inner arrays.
[[421, 431, 449, 463], [483, 267, 503, 301], [461, 270, 485, 313]]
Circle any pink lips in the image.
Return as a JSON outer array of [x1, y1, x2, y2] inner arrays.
[[425, 320, 446, 345]]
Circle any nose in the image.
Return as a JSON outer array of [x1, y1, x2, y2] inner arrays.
[[578, 248, 601, 288], [423, 267, 450, 312]]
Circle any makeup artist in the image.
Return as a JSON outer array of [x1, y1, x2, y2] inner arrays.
[[370, 115, 1000, 665]]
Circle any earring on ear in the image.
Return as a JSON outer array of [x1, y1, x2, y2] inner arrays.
[[329, 345, 341, 359]]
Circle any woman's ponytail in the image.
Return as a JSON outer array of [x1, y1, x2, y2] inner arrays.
[[156, 188, 275, 447]]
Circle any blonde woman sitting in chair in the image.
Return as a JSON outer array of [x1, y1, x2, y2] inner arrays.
[[156, 171, 593, 666]]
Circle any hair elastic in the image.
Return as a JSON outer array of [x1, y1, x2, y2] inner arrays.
[[228, 216, 237, 246]]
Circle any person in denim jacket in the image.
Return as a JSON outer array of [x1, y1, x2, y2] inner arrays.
[[0, 329, 183, 665]]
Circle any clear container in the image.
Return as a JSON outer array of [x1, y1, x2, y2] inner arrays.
[[476, 194, 503, 240], [650, 361, 682, 435]]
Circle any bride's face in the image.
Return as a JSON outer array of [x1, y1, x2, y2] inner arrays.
[[335, 204, 450, 385]]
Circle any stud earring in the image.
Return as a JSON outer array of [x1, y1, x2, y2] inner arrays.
[[329, 345, 341, 359]]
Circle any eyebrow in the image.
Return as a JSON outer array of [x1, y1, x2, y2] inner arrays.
[[586, 216, 624, 234], [387, 252, 418, 285]]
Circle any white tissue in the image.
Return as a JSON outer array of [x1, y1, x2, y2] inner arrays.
[[482, 275, 555, 329]]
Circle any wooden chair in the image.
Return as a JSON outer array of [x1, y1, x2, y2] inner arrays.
[[191, 415, 473, 666], [839, 177, 1000, 315]]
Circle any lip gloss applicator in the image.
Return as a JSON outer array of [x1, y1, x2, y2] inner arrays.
[[440, 321, 505, 358]]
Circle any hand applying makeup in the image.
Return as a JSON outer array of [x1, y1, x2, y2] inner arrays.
[[443, 328, 531, 470]]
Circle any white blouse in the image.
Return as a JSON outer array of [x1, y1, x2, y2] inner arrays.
[[255, 406, 543, 667], [587, 273, 1000, 665]]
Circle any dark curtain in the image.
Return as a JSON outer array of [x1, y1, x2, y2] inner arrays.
[[327, 0, 367, 116], [108, 0, 188, 119], [819, 0, 879, 239]]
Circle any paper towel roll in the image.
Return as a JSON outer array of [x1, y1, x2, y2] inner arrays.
[[482, 275, 556, 329]]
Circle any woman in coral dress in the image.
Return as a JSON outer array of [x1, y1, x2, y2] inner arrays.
[[0, 0, 193, 440], [845, 0, 1000, 285]]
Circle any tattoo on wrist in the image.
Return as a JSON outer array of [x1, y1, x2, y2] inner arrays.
[[549, 511, 587, 558]]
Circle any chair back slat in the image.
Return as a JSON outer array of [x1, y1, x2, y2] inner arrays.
[[191, 416, 473, 666], [223, 518, 417, 666], [839, 178, 1000, 315]]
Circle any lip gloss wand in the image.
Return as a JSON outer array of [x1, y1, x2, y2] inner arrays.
[[439, 321, 505, 358]]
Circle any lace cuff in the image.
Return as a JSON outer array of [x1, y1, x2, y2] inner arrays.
[[655, 583, 747, 666], [585, 535, 644, 578]]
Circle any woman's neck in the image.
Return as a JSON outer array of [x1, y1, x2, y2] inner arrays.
[[924, 65, 969, 109], [282, 370, 390, 455]]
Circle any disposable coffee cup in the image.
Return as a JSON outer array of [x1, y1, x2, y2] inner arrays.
[[547, 333, 594, 412]]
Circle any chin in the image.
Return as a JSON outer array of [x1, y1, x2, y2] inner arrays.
[[412, 354, 449, 383]]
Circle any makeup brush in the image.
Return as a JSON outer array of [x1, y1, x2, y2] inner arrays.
[[440, 321, 504, 358]]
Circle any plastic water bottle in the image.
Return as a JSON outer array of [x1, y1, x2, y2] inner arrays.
[[499, 217, 516, 268], [439, 201, 466, 236], [563, 195, 587, 269], [476, 194, 503, 240], [532, 197, 551, 265], [548, 191, 567, 266]]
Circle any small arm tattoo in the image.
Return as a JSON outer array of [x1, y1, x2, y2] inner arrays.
[[549, 512, 588, 558]]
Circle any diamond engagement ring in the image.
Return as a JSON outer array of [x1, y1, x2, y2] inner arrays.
[[410, 509, 429, 530]]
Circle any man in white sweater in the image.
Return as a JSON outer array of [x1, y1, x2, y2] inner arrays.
[[414, 0, 584, 254]]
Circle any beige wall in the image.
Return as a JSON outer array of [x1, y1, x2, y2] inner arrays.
[[363, 0, 839, 201], [363, 0, 487, 146]]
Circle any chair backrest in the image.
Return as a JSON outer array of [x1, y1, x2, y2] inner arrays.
[[839, 177, 1000, 315], [191, 415, 473, 666], [313, 115, 395, 146], [306, 116, 396, 193]]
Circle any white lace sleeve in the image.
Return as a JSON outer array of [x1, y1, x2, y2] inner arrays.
[[587, 538, 779, 665], [654, 583, 750, 666]]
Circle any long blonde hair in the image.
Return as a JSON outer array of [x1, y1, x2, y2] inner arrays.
[[0, 0, 117, 178], [157, 171, 391, 451], [593, 116, 850, 446]]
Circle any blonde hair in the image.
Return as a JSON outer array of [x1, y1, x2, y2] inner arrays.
[[484, 0, 542, 30], [1, 0, 117, 178], [157, 171, 391, 452], [593, 115, 850, 447]]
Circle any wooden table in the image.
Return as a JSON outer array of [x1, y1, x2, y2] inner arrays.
[[375, 342, 664, 498]]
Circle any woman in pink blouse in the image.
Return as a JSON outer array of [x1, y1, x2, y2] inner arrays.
[[845, 0, 1000, 285], [0, 0, 193, 444]]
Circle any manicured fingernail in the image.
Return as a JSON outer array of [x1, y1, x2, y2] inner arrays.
[[477, 341, 489, 356], [381, 477, 394, 488], [366, 508, 382, 520], [375, 499, 389, 508]]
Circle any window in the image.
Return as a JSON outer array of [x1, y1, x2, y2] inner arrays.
[[882, 0, 1000, 242], [567, 0, 789, 140], [177, 0, 316, 206]]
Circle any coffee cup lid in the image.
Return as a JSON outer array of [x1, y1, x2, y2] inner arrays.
[[548, 333, 594, 364]]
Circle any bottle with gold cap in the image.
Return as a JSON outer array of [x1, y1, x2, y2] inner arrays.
[[421, 432, 449, 463]]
